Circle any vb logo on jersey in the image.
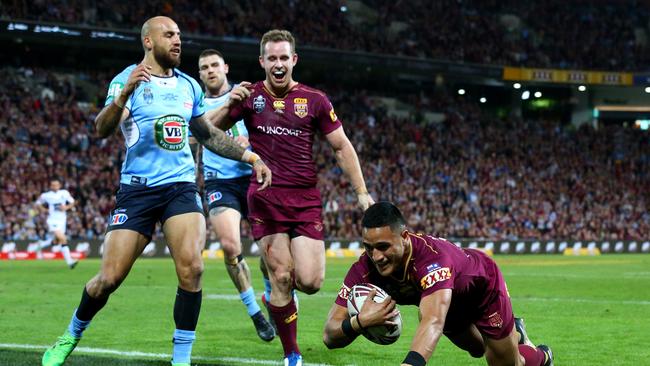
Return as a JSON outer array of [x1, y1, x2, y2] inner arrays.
[[154, 115, 187, 151]]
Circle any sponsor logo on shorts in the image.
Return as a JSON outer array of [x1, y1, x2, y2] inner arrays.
[[294, 98, 308, 118], [111, 213, 128, 225], [154, 115, 187, 150], [337, 285, 350, 301], [488, 312, 503, 328], [208, 191, 222, 203], [420, 267, 451, 290], [253, 95, 266, 113], [314, 221, 323, 232]]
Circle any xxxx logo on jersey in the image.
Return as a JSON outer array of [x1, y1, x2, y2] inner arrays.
[[154, 115, 187, 151]]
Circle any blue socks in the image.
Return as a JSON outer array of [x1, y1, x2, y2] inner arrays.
[[67, 310, 91, 338], [240, 287, 261, 316], [263, 278, 272, 302], [172, 329, 195, 363]]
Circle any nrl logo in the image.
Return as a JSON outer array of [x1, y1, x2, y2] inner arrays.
[[253, 95, 266, 113]]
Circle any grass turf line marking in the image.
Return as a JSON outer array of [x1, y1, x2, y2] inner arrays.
[[0, 343, 342, 366]]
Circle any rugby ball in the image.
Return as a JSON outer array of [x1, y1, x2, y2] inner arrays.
[[346, 283, 402, 345]]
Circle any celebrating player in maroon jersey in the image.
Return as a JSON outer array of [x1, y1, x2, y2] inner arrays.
[[209, 29, 373, 366], [323, 202, 554, 366]]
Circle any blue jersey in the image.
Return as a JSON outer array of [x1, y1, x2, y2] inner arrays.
[[104, 65, 205, 187], [202, 88, 252, 180]]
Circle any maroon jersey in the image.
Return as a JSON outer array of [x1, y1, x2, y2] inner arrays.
[[229, 82, 342, 188], [336, 232, 512, 334]]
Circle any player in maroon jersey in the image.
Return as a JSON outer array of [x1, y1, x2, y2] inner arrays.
[[323, 202, 554, 366], [209, 29, 373, 365]]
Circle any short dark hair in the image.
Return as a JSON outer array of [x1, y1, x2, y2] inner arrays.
[[199, 49, 225, 61], [361, 202, 406, 232]]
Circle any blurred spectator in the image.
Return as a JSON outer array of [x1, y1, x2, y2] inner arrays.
[[2, 0, 648, 70]]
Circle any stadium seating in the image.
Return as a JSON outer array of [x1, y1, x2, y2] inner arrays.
[[0, 65, 648, 241], [2, 0, 648, 70]]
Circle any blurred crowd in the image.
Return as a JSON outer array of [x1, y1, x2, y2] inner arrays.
[[2, 0, 648, 70], [2, 67, 647, 242]]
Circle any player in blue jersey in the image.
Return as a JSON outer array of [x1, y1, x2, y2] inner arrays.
[[197, 49, 275, 342], [42, 16, 272, 366]]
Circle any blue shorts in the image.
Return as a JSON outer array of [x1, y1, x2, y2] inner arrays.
[[107, 182, 203, 238], [204, 176, 250, 216]]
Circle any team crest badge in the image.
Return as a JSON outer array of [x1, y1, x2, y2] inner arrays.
[[294, 98, 308, 118], [143, 87, 154, 105], [253, 95, 266, 113], [488, 312, 503, 328], [154, 115, 187, 151]]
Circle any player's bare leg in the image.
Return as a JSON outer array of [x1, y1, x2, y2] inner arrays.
[[484, 326, 552, 366], [164, 213, 205, 365], [261, 233, 302, 365], [484, 328, 524, 366], [445, 324, 487, 359], [43, 230, 148, 366], [53, 229, 77, 269], [210, 208, 274, 341], [290, 236, 325, 295]]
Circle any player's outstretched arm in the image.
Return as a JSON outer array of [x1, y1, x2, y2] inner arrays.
[[190, 115, 272, 189], [325, 127, 374, 210], [204, 81, 252, 131], [324, 289, 398, 349], [323, 303, 358, 349], [401, 289, 452, 366], [95, 63, 151, 138]]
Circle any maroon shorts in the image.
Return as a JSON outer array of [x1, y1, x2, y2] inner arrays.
[[247, 185, 324, 241], [443, 255, 514, 340]]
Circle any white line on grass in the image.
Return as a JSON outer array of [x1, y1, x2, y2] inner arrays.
[[0, 343, 344, 366]]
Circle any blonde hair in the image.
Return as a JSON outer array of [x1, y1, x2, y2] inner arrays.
[[260, 29, 296, 56]]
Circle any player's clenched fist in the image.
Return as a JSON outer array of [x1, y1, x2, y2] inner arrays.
[[123, 63, 152, 96]]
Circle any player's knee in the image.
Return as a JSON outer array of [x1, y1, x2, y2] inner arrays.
[[296, 273, 323, 294], [220, 238, 241, 258], [184, 260, 204, 279]]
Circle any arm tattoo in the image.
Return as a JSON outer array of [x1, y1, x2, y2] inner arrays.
[[189, 117, 245, 161]]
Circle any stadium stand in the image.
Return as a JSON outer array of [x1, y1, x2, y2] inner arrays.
[[1, 67, 647, 242], [2, 0, 648, 70]]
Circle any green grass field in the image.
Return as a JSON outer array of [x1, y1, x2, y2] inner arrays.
[[1, 254, 649, 365]]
